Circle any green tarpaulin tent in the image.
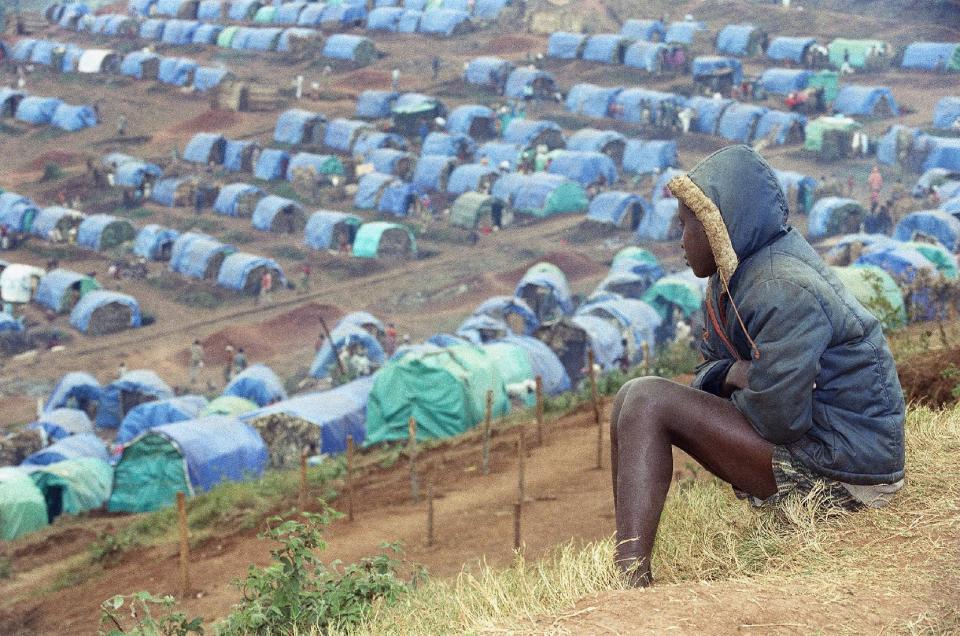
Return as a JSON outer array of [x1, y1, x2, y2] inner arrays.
[[828, 38, 888, 69], [0, 467, 48, 541], [831, 265, 906, 329], [902, 241, 958, 279], [807, 70, 839, 103], [641, 277, 703, 320], [108, 433, 190, 513], [804, 116, 862, 152], [203, 396, 258, 417], [254, 6, 276, 23], [352, 222, 417, 259], [29, 458, 113, 521], [217, 26, 240, 48], [612, 246, 659, 269], [450, 193, 509, 229], [365, 345, 510, 445]]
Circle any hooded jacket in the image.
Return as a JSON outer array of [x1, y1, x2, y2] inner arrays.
[[668, 145, 905, 485]]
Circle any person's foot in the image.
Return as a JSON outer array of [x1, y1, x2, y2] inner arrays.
[[615, 552, 654, 588]]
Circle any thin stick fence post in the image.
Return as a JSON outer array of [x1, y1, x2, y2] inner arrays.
[[513, 502, 522, 552], [408, 416, 419, 503], [535, 375, 544, 447], [642, 341, 650, 375], [346, 434, 355, 522], [299, 450, 308, 511], [588, 349, 602, 470], [176, 491, 190, 600], [514, 423, 526, 551], [482, 389, 492, 475], [426, 484, 434, 547]]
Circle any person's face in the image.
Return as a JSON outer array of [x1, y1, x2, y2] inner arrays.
[[678, 201, 717, 278]]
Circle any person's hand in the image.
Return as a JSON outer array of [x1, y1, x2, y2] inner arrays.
[[722, 361, 751, 397]]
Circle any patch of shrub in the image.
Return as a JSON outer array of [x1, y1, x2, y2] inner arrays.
[[40, 162, 65, 182], [181, 291, 224, 310], [271, 245, 306, 261], [221, 230, 255, 245], [100, 592, 203, 636]]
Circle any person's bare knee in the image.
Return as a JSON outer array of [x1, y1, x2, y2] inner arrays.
[[616, 376, 673, 438]]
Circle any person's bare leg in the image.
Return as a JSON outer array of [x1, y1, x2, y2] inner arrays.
[[611, 377, 777, 586]]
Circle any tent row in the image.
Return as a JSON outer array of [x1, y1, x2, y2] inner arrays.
[[463, 58, 558, 99], [876, 126, 960, 174], [0, 87, 98, 132]]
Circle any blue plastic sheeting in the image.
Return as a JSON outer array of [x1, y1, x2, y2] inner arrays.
[[243, 28, 283, 51], [130, 0, 157, 16], [464, 56, 513, 90], [29, 40, 62, 66], [456, 314, 509, 344], [692, 56, 744, 85], [566, 129, 626, 155], [547, 32, 586, 59], [60, 3, 91, 26], [77, 214, 127, 251], [45, 372, 101, 412], [139, 417, 268, 495], [252, 196, 303, 231], [760, 68, 813, 94], [392, 92, 444, 114], [310, 322, 386, 378], [353, 132, 408, 158], [547, 151, 617, 187], [586, 192, 649, 226], [305, 211, 360, 249], [60, 45, 84, 72], [514, 265, 573, 316], [623, 139, 678, 174], [367, 6, 404, 30], [193, 67, 231, 92], [321, 3, 367, 27], [0, 197, 37, 233], [566, 83, 623, 118], [355, 172, 395, 209], [636, 198, 678, 241], [755, 110, 806, 145], [473, 296, 538, 335], [0, 192, 33, 216], [423, 334, 463, 349], [340, 311, 385, 333], [169, 232, 233, 278], [223, 139, 258, 172], [0, 88, 26, 112], [808, 197, 864, 238], [287, 152, 343, 181], [717, 103, 768, 142], [29, 408, 94, 441], [611, 88, 684, 124], [158, 57, 198, 87], [446, 104, 495, 136], [156, 0, 195, 16], [116, 395, 209, 445], [665, 21, 705, 45], [578, 297, 661, 361], [254, 149, 290, 181], [504, 67, 556, 99], [322, 33, 371, 60], [216, 252, 286, 291], [139, 18, 166, 40], [715, 24, 757, 56], [571, 314, 623, 371], [920, 136, 960, 172], [276, 1, 307, 23], [69, 290, 142, 334], [11, 39, 37, 62], [773, 170, 817, 209], [477, 142, 522, 169], [397, 8, 422, 32], [197, 0, 223, 20], [241, 376, 375, 455], [651, 168, 683, 203], [418, 8, 469, 35], [35, 269, 94, 312], [854, 247, 939, 320], [113, 160, 162, 188], [96, 370, 174, 429], [277, 27, 318, 52], [15, 96, 63, 125], [378, 177, 413, 216], [942, 197, 960, 214], [901, 42, 959, 70], [933, 97, 960, 129], [894, 210, 960, 251], [296, 3, 326, 25], [582, 34, 627, 63], [833, 85, 900, 117], [324, 118, 370, 152], [121, 51, 161, 79], [473, 0, 508, 19], [134, 225, 180, 261], [160, 19, 200, 44], [685, 96, 734, 135], [229, 0, 261, 20], [367, 148, 410, 176], [355, 90, 398, 119], [446, 164, 499, 194], [223, 364, 287, 407], [184, 133, 226, 165], [0, 312, 23, 333], [214, 183, 263, 216], [621, 19, 665, 42], [766, 36, 816, 63], [411, 155, 456, 194], [31, 206, 82, 239], [502, 118, 563, 147], [624, 41, 669, 72], [21, 433, 108, 467], [423, 131, 477, 158]]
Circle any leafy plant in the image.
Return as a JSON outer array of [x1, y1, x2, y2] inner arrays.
[[271, 245, 307, 261], [99, 592, 204, 636], [89, 531, 139, 566], [40, 162, 65, 182], [0, 555, 11, 579]]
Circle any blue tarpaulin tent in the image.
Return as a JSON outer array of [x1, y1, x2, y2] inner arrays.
[[96, 370, 174, 429], [473, 0, 508, 19], [547, 32, 586, 60], [464, 56, 514, 91], [223, 364, 287, 407], [355, 90, 398, 119], [418, 8, 470, 36], [367, 6, 404, 30], [502, 118, 563, 148], [277, 27, 319, 52], [569, 314, 623, 372], [623, 139, 678, 174], [566, 83, 622, 118], [624, 41, 669, 73], [685, 96, 734, 135], [216, 252, 286, 292], [456, 314, 510, 344], [184, 133, 226, 165], [652, 168, 684, 203], [855, 246, 940, 321], [322, 34, 375, 61], [297, 3, 326, 25], [422, 131, 477, 158], [139, 18, 166, 40], [324, 118, 372, 152], [621, 19, 664, 42], [160, 19, 200, 45], [304, 211, 361, 250], [69, 290, 142, 334], [755, 110, 806, 145], [276, 1, 307, 23], [582, 34, 627, 64], [35, 269, 98, 313], [355, 172, 396, 209], [121, 51, 161, 79], [491, 173, 588, 216], [241, 28, 283, 51], [310, 322, 386, 378], [478, 142, 522, 170], [113, 160, 162, 188], [715, 24, 760, 56], [503, 67, 556, 99], [612, 88, 685, 124], [397, 8, 422, 32], [636, 198, 678, 241], [773, 170, 817, 213], [254, 149, 290, 181], [156, 0, 196, 17], [919, 136, 960, 172], [193, 67, 231, 92], [30, 206, 83, 239], [567, 128, 626, 156], [894, 210, 960, 251], [320, 4, 367, 27], [367, 148, 412, 176], [340, 311, 385, 334], [901, 42, 959, 70], [717, 103, 768, 142], [22, 433, 108, 466], [274, 109, 326, 145], [378, 177, 413, 216], [15, 96, 63, 125], [766, 36, 816, 64], [229, 0, 262, 20], [157, 57, 198, 87], [286, 152, 344, 181], [808, 197, 867, 239], [586, 191, 649, 228], [473, 296, 539, 335], [933, 97, 960, 129], [665, 20, 705, 45], [134, 225, 180, 261], [692, 56, 744, 85], [223, 139, 259, 172], [169, 232, 234, 278], [11, 39, 37, 62], [241, 376, 375, 456], [28, 40, 62, 66], [546, 150, 617, 187], [412, 155, 457, 193], [29, 408, 94, 441], [45, 372, 101, 412], [446, 164, 500, 194], [116, 395, 209, 445], [77, 214, 134, 251], [352, 131, 407, 158], [214, 183, 263, 216], [252, 196, 304, 232], [514, 263, 573, 320], [447, 104, 495, 137], [197, 0, 223, 20], [761, 68, 813, 94], [833, 85, 900, 117], [578, 297, 661, 362]]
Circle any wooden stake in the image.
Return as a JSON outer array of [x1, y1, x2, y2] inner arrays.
[[641, 341, 650, 374], [176, 491, 190, 600], [426, 484, 434, 547], [346, 435, 355, 522], [534, 375, 544, 447], [517, 423, 526, 504], [408, 417, 419, 503], [482, 389, 492, 475], [513, 502, 522, 551], [588, 349, 602, 470], [299, 450, 308, 511]]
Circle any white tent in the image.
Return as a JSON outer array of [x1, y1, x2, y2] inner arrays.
[[77, 49, 116, 74], [0, 264, 45, 303]]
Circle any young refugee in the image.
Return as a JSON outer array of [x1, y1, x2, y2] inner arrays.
[[610, 145, 905, 587]]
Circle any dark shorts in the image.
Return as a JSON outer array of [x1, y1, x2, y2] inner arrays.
[[734, 446, 863, 511]]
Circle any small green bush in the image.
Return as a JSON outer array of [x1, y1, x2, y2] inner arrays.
[[221, 230, 256, 245], [181, 291, 224, 310], [100, 592, 204, 636], [271, 245, 306, 261], [41, 162, 65, 181]]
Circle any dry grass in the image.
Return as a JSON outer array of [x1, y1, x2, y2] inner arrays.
[[337, 404, 960, 635]]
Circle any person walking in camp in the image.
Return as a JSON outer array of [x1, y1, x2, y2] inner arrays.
[[431, 56, 441, 82], [117, 114, 127, 137], [391, 67, 400, 92], [223, 345, 235, 383], [193, 186, 205, 215], [232, 347, 248, 377], [384, 322, 398, 357], [868, 166, 884, 208], [299, 263, 311, 293], [117, 360, 128, 379], [189, 339, 204, 387], [609, 145, 905, 587], [258, 270, 273, 305]]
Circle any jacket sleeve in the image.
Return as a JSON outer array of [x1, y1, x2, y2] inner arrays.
[[691, 295, 734, 396], [731, 279, 832, 444]]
